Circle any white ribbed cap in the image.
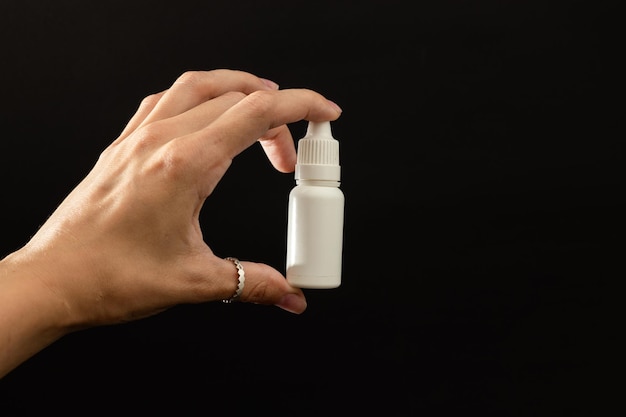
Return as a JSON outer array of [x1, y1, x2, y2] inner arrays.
[[295, 121, 341, 181]]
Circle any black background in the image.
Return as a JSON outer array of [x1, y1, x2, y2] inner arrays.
[[0, 1, 620, 415]]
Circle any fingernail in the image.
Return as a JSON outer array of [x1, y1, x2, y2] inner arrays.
[[327, 99, 343, 114], [276, 293, 307, 314], [260, 78, 280, 90]]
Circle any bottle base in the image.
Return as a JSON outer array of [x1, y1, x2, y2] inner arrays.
[[286, 277, 341, 289]]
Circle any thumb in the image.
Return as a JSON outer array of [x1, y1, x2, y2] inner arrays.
[[220, 258, 307, 314]]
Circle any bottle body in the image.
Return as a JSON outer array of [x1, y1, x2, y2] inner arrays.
[[286, 180, 344, 288]]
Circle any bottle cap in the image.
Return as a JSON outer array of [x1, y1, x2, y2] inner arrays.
[[295, 121, 341, 181]]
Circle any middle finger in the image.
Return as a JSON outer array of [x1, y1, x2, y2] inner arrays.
[[141, 91, 248, 142]]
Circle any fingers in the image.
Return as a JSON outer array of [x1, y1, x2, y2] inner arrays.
[[258, 125, 297, 173], [230, 259, 308, 314], [182, 88, 342, 179], [113, 70, 341, 179], [136, 69, 279, 130], [201, 257, 306, 314], [130, 91, 248, 146], [115, 91, 166, 142]]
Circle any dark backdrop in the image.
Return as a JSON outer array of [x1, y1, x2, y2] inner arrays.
[[0, 1, 619, 415]]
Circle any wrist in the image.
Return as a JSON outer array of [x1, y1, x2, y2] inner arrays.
[[0, 248, 78, 377]]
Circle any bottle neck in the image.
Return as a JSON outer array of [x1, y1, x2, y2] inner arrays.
[[296, 179, 340, 187]]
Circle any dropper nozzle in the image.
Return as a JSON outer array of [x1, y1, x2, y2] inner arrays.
[[306, 121, 333, 139]]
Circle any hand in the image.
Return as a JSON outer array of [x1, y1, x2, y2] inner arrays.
[[0, 69, 342, 366]]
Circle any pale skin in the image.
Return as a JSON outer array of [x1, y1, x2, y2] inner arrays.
[[0, 69, 342, 378]]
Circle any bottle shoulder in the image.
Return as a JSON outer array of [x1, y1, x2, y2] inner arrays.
[[290, 183, 344, 199]]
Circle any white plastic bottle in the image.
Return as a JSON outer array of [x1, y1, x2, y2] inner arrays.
[[286, 121, 344, 288]]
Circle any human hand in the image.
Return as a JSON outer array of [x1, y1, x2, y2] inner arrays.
[[6, 69, 342, 331]]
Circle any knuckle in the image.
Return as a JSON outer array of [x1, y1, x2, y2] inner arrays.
[[140, 92, 162, 108], [241, 90, 275, 116], [245, 279, 270, 304], [175, 71, 202, 86], [146, 144, 188, 182], [131, 123, 164, 151], [98, 144, 114, 160]]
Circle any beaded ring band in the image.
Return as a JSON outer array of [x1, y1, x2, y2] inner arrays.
[[222, 257, 245, 303]]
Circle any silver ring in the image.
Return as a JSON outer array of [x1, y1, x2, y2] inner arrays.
[[222, 257, 245, 303]]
